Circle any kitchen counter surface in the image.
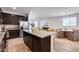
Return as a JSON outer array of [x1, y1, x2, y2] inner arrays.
[[0, 25, 19, 30], [60, 30, 74, 32], [6, 27, 19, 30], [24, 30, 53, 38], [0, 31, 6, 44]]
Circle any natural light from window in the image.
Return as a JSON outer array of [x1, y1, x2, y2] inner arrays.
[[63, 17, 77, 26]]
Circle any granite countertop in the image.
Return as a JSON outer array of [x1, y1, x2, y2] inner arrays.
[[24, 30, 53, 38], [60, 30, 74, 32], [0, 32, 6, 44], [0, 25, 19, 30], [6, 27, 19, 30]]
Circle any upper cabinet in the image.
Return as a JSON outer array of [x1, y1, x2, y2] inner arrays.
[[18, 15, 28, 21], [0, 7, 28, 25], [0, 8, 4, 24], [3, 13, 28, 25], [3, 13, 19, 25]]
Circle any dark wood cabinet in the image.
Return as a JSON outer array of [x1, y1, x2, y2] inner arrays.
[[2, 12, 28, 24], [23, 31, 51, 52], [0, 8, 3, 24], [32, 37, 41, 52], [3, 13, 19, 25], [23, 32, 29, 46], [7, 30, 19, 39], [28, 37, 32, 50], [18, 16, 28, 21]]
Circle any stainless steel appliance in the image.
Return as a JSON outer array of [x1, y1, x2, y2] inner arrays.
[[19, 21, 28, 37]]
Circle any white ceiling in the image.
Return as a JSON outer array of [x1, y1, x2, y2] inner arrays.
[[1, 7, 79, 17]]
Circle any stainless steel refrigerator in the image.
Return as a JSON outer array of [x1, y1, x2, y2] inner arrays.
[[19, 21, 28, 37]]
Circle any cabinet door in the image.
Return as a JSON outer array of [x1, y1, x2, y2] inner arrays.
[[3, 13, 19, 25], [8, 30, 19, 39], [28, 36, 32, 50], [25, 36, 29, 46], [3, 13, 10, 24], [23, 36, 26, 44], [32, 37, 41, 52], [18, 16, 28, 21], [10, 15, 19, 25], [24, 37, 28, 45], [23, 32, 29, 46]]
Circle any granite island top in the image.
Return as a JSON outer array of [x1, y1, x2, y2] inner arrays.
[[23, 30, 53, 38], [0, 32, 6, 44]]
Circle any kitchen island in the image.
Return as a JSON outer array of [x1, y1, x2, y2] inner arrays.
[[23, 30, 53, 52]]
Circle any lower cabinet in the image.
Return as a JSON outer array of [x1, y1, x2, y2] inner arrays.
[[7, 30, 19, 39], [23, 33, 32, 50], [28, 37, 32, 50], [23, 31, 50, 52], [32, 37, 41, 52]]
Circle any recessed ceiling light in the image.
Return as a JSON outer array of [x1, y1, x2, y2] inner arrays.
[[12, 7, 16, 10]]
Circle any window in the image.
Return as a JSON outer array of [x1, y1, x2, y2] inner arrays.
[[63, 17, 77, 26]]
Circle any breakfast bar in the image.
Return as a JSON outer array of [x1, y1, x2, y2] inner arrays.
[[23, 30, 53, 52]]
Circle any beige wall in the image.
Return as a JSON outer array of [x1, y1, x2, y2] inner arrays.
[[42, 13, 79, 29], [48, 17, 63, 29], [28, 12, 79, 29]]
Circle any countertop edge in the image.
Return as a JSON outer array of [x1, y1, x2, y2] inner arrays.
[[23, 30, 53, 38]]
